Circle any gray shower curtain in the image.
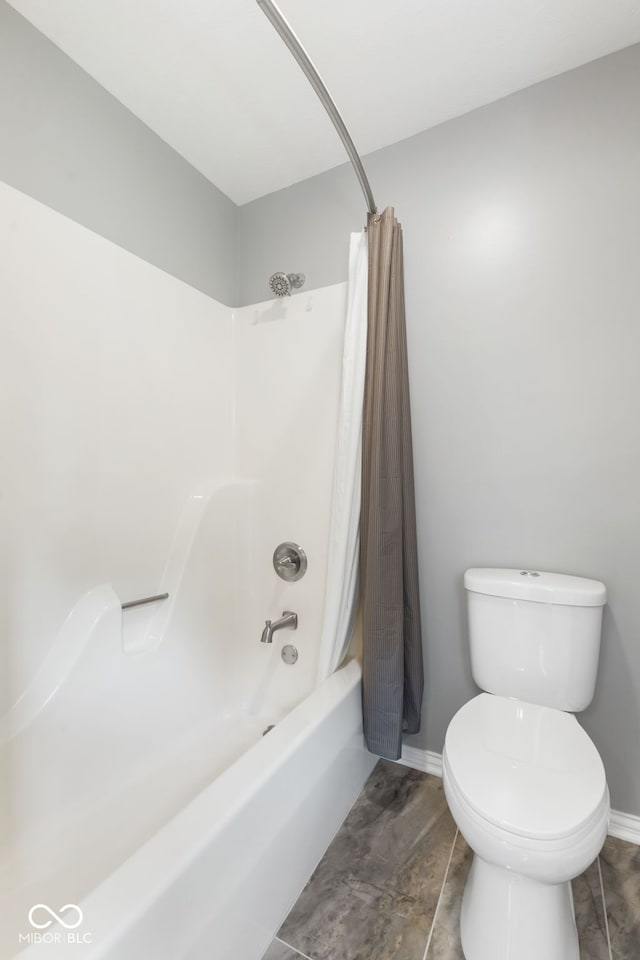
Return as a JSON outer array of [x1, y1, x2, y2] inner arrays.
[[361, 207, 424, 760]]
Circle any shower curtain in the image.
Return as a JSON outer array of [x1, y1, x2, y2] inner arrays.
[[361, 207, 423, 760], [317, 231, 368, 681]]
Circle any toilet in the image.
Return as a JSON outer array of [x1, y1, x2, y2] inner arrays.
[[442, 568, 609, 960]]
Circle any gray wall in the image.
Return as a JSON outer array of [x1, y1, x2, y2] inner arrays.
[[240, 44, 640, 818], [0, 1, 238, 305]]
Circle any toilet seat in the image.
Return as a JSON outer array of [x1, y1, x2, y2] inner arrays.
[[444, 694, 607, 841]]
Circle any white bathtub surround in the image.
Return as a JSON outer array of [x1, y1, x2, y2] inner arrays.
[[122, 486, 235, 656], [0, 584, 120, 745], [0, 179, 234, 716], [1, 181, 371, 959], [317, 231, 368, 682], [232, 284, 348, 705], [0, 179, 349, 722]]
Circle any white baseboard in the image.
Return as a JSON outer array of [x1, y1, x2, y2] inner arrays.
[[608, 809, 640, 845], [397, 744, 442, 777], [399, 744, 640, 847]]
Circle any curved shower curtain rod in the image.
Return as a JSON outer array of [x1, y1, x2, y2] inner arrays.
[[256, 0, 378, 215]]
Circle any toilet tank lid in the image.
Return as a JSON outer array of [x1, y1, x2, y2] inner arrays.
[[464, 568, 607, 607]]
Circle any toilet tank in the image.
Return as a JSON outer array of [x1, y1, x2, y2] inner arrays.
[[465, 568, 607, 712]]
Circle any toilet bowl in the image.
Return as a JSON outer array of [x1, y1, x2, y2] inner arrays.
[[445, 568, 609, 960], [443, 695, 609, 960]]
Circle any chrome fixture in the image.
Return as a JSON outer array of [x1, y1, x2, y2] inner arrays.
[[269, 272, 305, 298], [260, 610, 298, 644], [121, 592, 169, 610], [281, 644, 298, 665], [257, 0, 377, 215], [273, 542, 307, 582]]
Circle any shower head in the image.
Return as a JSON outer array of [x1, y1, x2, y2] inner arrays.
[[269, 272, 305, 297]]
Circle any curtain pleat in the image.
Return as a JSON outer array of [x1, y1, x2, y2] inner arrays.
[[361, 207, 424, 759]]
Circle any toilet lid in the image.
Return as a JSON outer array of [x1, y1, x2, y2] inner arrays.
[[445, 694, 607, 841]]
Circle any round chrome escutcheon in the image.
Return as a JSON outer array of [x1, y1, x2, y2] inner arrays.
[[281, 644, 298, 665], [273, 542, 307, 582]]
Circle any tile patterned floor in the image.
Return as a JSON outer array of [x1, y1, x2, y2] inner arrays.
[[262, 760, 640, 960]]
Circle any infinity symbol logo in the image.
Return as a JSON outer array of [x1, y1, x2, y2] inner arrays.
[[28, 904, 84, 930]]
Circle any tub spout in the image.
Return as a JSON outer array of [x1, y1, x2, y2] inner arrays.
[[260, 610, 298, 643]]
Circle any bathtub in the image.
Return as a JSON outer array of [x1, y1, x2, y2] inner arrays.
[[3, 482, 376, 959], [8, 656, 375, 960]]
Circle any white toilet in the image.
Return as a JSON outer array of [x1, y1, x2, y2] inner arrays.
[[443, 568, 609, 960]]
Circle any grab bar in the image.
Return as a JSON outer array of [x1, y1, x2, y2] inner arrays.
[[121, 593, 169, 610]]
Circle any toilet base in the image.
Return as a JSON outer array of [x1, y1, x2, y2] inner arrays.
[[460, 854, 580, 960]]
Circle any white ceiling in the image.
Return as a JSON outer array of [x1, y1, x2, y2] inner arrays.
[[8, 0, 640, 204]]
